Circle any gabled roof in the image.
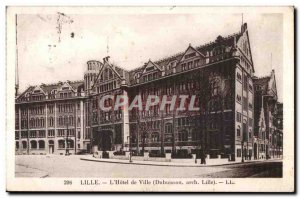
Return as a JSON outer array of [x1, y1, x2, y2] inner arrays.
[[31, 85, 47, 95], [178, 45, 205, 62], [142, 60, 163, 73], [253, 70, 278, 99], [16, 80, 84, 101], [92, 57, 127, 90], [236, 23, 255, 72], [125, 26, 245, 85]]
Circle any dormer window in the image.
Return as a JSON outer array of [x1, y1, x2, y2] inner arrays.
[[184, 52, 196, 59], [134, 73, 141, 83], [62, 87, 69, 91], [51, 89, 57, 94], [145, 66, 154, 72]]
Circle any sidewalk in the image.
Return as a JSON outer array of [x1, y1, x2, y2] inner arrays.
[[80, 156, 281, 167], [15, 164, 49, 178]]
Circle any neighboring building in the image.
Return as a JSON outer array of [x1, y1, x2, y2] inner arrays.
[[273, 102, 283, 158], [253, 70, 283, 159], [15, 23, 282, 161], [15, 81, 86, 155]]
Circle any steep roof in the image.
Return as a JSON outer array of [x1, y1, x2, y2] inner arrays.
[[17, 80, 84, 100], [127, 30, 242, 86]]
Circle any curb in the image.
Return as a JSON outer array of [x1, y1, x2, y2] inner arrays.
[[80, 157, 280, 167]]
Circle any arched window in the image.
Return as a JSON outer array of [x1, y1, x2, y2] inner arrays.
[[69, 116, 73, 126], [64, 116, 68, 125], [49, 117, 54, 127], [67, 139, 74, 148], [22, 141, 27, 149], [237, 126, 241, 136], [58, 140, 65, 149], [41, 118, 45, 127], [38, 140, 45, 149], [30, 140, 37, 149], [15, 141, 19, 150], [35, 118, 39, 127], [31, 118, 34, 128]]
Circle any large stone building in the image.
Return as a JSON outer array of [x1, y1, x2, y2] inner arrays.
[[15, 23, 282, 161], [15, 81, 86, 155]]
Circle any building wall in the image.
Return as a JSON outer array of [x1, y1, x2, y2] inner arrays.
[[15, 90, 86, 155]]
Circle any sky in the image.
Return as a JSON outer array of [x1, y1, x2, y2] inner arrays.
[[17, 12, 283, 102]]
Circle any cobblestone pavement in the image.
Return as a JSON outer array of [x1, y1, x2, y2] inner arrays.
[[15, 155, 282, 178]]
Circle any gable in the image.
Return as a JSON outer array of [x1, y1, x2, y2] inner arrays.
[[237, 30, 254, 71], [267, 71, 278, 100], [92, 61, 123, 90], [179, 45, 205, 62], [31, 86, 46, 95], [58, 82, 75, 92], [142, 60, 161, 74]]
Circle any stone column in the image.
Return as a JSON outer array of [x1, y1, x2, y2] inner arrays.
[[54, 102, 57, 154], [45, 104, 48, 153], [80, 100, 84, 146]]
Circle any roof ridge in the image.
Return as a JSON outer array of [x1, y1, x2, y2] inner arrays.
[[127, 30, 241, 74], [150, 31, 241, 66], [254, 75, 271, 80]]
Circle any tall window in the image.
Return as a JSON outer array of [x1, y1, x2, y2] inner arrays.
[[38, 130, 46, 138], [38, 140, 45, 149], [48, 130, 55, 137], [30, 140, 37, 149], [22, 141, 27, 149], [29, 131, 37, 138], [151, 133, 160, 142], [49, 117, 54, 127], [15, 131, 19, 140], [58, 140, 65, 149], [210, 80, 219, 96], [178, 130, 188, 141], [237, 126, 241, 136], [243, 97, 248, 111], [243, 74, 248, 91]]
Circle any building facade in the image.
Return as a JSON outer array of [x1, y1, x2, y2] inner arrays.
[[15, 81, 87, 155], [15, 23, 282, 161], [253, 70, 283, 159]]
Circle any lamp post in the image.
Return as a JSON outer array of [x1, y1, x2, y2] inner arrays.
[[127, 135, 132, 163], [241, 141, 244, 163]]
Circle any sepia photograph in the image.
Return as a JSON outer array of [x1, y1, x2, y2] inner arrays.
[[6, 6, 294, 192]]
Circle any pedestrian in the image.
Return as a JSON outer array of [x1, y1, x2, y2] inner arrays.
[[200, 150, 206, 165]]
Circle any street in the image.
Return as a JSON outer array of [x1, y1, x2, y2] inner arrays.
[[15, 155, 282, 178]]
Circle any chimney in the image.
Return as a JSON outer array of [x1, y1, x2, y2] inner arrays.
[[103, 56, 110, 63], [241, 23, 247, 33]]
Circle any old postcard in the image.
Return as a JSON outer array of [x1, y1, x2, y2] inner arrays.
[[6, 6, 294, 192]]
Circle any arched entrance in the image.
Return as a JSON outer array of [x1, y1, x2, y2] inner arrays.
[[93, 129, 113, 151], [101, 130, 113, 151], [49, 140, 54, 154]]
